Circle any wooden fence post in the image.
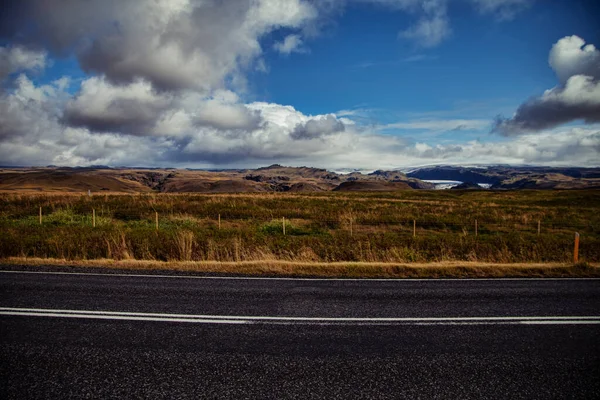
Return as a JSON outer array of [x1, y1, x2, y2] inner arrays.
[[92, 209, 96, 227], [537, 220, 541, 235], [283, 217, 286, 235], [350, 218, 353, 237], [39, 206, 42, 225], [413, 220, 416, 238], [574, 232, 580, 263], [218, 214, 221, 230], [155, 211, 159, 231], [475, 219, 478, 236]]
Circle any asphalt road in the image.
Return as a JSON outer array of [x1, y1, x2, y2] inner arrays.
[[1, 268, 599, 399]]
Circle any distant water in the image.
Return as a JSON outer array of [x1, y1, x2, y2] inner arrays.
[[423, 180, 491, 190], [424, 180, 462, 189]]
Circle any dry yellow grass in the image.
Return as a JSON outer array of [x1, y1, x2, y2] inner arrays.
[[1, 257, 598, 278], [2, 191, 598, 264]]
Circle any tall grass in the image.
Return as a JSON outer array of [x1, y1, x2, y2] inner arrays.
[[0, 190, 598, 263]]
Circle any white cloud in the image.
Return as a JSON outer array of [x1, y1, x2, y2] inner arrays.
[[0, 74, 64, 140], [194, 92, 262, 131], [0, 46, 47, 80], [549, 35, 600, 84], [1, 0, 318, 92], [63, 78, 263, 135], [494, 35, 600, 135], [1, 74, 597, 168], [0, 1, 596, 169], [470, 0, 534, 20], [542, 74, 600, 106], [274, 34, 307, 55], [398, 0, 451, 47], [63, 77, 173, 136]]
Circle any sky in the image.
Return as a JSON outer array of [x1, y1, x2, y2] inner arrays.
[[0, 0, 599, 170]]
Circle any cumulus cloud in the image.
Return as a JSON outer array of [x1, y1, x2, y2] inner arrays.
[[549, 35, 600, 85], [63, 77, 174, 136], [494, 36, 600, 135], [194, 91, 262, 131], [0, 46, 46, 80], [0, 74, 64, 140], [0, 72, 351, 166], [407, 127, 600, 166], [62, 77, 266, 136], [291, 115, 346, 140], [0, 0, 596, 169], [3, 70, 596, 169], [0, 0, 318, 92], [1, 72, 597, 169]]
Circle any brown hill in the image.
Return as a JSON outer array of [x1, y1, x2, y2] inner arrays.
[[493, 173, 600, 190], [252, 164, 340, 181], [368, 170, 408, 180], [333, 181, 413, 191], [0, 165, 434, 193], [161, 178, 268, 193], [0, 169, 151, 193], [287, 182, 325, 192]]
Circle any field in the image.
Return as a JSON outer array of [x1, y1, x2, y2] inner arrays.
[[0, 190, 599, 270]]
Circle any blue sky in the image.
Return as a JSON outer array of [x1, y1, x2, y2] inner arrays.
[[1, 0, 599, 168], [257, 1, 597, 124]]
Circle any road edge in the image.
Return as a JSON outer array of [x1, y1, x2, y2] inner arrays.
[[1, 257, 599, 279]]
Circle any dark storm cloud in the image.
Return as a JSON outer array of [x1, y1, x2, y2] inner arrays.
[[291, 114, 345, 140], [161, 139, 303, 165], [0, 0, 31, 38], [62, 97, 170, 136], [492, 91, 600, 136]]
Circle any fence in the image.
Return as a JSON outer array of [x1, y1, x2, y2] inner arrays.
[[2, 198, 597, 263], [33, 206, 598, 234]]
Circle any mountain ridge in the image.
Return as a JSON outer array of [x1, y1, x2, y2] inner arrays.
[[1, 165, 599, 192]]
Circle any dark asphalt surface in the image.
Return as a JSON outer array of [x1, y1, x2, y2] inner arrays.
[[1, 268, 599, 399]]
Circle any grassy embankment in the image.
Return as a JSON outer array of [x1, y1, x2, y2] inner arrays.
[[1, 190, 599, 277]]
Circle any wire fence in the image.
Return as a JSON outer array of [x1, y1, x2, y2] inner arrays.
[[2, 204, 596, 263], [26, 206, 599, 237]]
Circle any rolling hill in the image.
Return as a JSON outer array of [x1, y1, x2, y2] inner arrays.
[[1, 164, 598, 193]]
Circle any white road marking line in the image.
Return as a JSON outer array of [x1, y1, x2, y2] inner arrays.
[[1, 307, 599, 325], [520, 321, 600, 325], [0, 311, 247, 324], [1, 270, 598, 281]]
